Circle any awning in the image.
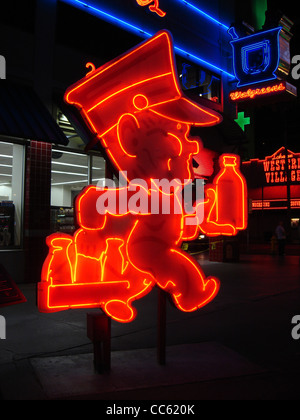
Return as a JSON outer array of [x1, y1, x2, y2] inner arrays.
[[0, 81, 68, 145]]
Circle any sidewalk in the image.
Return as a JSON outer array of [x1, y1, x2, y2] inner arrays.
[[0, 253, 300, 400]]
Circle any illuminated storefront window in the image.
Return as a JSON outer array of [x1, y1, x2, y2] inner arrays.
[[50, 149, 105, 233], [91, 155, 106, 187], [0, 141, 25, 248]]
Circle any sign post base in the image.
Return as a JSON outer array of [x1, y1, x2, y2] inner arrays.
[[87, 312, 111, 374], [157, 288, 167, 365]]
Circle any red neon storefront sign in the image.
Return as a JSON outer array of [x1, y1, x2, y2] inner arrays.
[[230, 82, 286, 102], [243, 147, 300, 186], [38, 31, 247, 322], [251, 200, 300, 210]]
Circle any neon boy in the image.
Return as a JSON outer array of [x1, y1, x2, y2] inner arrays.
[[38, 31, 247, 322]]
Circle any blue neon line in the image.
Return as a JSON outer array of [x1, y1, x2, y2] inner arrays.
[[231, 27, 282, 87], [63, 0, 234, 78], [174, 46, 234, 78], [71, 0, 152, 36], [177, 0, 229, 31], [241, 42, 271, 75], [231, 26, 282, 43]]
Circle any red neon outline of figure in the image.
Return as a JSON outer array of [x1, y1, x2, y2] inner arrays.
[[38, 31, 247, 322], [199, 154, 248, 237]]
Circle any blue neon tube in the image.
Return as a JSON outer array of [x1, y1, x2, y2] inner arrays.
[[61, 0, 234, 78], [176, 0, 229, 31]]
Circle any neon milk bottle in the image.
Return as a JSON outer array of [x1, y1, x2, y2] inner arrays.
[[215, 155, 247, 231]]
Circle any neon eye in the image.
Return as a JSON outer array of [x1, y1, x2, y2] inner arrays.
[[177, 123, 182, 130]]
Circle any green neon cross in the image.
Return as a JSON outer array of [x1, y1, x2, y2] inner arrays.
[[235, 112, 251, 131]]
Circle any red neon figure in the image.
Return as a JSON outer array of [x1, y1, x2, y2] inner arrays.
[[38, 31, 247, 322], [136, 0, 166, 17]]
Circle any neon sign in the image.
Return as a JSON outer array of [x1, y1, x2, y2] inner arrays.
[[176, 0, 229, 31], [38, 31, 247, 322], [234, 112, 250, 131], [229, 27, 282, 87], [136, 0, 166, 17], [230, 81, 286, 102], [199, 155, 247, 237], [263, 151, 300, 185], [243, 147, 300, 186], [252, 200, 300, 210], [62, 0, 234, 78]]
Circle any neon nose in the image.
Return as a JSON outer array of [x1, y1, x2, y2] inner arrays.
[[188, 139, 200, 155]]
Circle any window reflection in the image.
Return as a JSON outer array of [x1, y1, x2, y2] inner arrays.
[[0, 142, 24, 247]]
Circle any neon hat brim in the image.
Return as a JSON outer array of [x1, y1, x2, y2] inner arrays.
[[150, 97, 222, 126]]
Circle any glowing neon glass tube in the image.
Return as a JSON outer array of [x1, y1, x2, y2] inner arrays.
[[61, 0, 234, 78]]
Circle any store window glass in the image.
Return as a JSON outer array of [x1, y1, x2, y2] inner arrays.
[[91, 155, 106, 187], [179, 61, 221, 104], [0, 141, 25, 248], [51, 149, 89, 234]]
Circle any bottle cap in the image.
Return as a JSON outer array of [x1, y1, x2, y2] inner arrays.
[[223, 156, 237, 166]]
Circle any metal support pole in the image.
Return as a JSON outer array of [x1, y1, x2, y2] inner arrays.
[[157, 288, 167, 365], [87, 312, 111, 374]]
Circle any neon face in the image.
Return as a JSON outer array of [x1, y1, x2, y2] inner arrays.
[[38, 31, 247, 322]]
